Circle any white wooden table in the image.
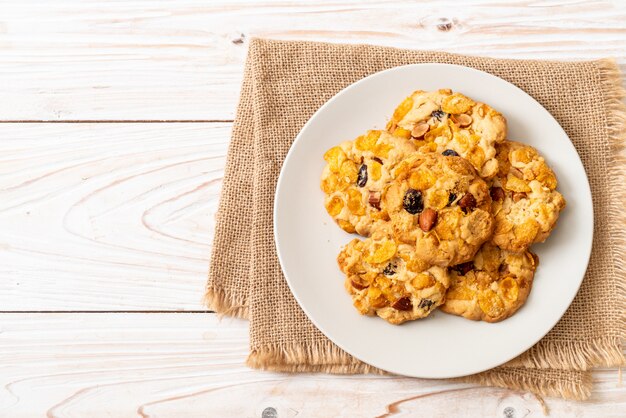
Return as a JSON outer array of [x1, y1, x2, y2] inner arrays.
[[0, 1, 624, 416]]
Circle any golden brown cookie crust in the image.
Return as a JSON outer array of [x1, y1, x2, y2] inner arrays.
[[440, 243, 537, 322], [383, 152, 494, 267], [490, 141, 566, 253], [321, 130, 416, 236], [337, 236, 450, 325], [386, 89, 507, 179]]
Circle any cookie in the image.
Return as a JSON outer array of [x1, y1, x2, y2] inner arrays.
[[383, 152, 494, 267], [337, 236, 450, 325], [489, 141, 566, 252], [386, 89, 507, 178], [440, 243, 538, 322], [321, 130, 417, 236]]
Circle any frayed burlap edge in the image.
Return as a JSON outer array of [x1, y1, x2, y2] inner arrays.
[[212, 48, 624, 401], [203, 287, 249, 319], [205, 43, 255, 320], [596, 58, 626, 347], [459, 368, 593, 401], [246, 343, 591, 400], [247, 342, 385, 374], [509, 337, 625, 370]]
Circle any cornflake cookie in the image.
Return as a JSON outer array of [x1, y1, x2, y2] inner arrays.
[[490, 141, 566, 252], [383, 152, 494, 267], [321, 130, 416, 236], [337, 236, 450, 325], [441, 244, 538, 322], [386, 89, 506, 178]]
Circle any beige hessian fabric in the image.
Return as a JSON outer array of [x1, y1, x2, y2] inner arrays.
[[206, 38, 626, 400]]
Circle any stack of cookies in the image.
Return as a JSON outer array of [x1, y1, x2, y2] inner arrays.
[[321, 89, 566, 325]]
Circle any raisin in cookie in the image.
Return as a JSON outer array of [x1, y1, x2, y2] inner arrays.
[[383, 152, 494, 267], [321, 130, 417, 236], [386, 89, 506, 179], [489, 141, 566, 252], [440, 243, 538, 322], [337, 236, 449, 325]]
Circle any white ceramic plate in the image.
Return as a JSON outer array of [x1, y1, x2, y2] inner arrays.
[[274, 64, 593, 379]]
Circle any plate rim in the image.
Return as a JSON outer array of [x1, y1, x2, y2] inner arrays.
[[273, 63, 594, 378]]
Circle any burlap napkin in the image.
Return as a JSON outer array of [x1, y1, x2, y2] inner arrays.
[[207, 38, 625, 400]]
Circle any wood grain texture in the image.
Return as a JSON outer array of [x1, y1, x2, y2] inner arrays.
[[0, 0, 624, 120], [0, 1, 624, 414], [0, 123, 228, 311], [0, 314, 623, 418]]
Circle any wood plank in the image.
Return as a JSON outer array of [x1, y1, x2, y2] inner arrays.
[[0, 123, 228, 311], [0, 313, 623, 417], [0, 0, 624, 120]]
